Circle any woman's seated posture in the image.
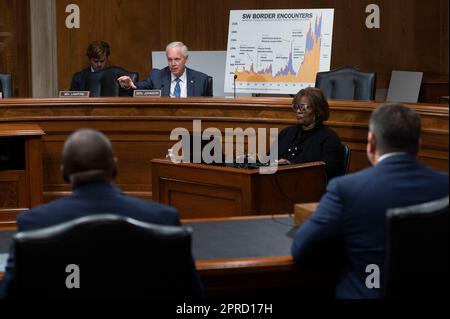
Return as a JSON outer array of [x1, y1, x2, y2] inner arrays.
[[277, 87, 344, 181]]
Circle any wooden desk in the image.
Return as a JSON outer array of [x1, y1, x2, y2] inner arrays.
[[0, 97, 447, 204], [0, 124, 44, 227], [294, 202, 318, 225], [152, 159, 326, 218], [189, 214, 336, 298], [0, 215, 336, 299], [419, 74, 449, 104]]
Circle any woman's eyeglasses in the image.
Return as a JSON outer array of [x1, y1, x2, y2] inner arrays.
[[292, 103, 309, 112]]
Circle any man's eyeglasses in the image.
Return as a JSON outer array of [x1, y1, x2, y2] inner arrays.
[[292, 103, 309, 112]]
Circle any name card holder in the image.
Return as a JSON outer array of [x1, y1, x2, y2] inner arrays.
[[59, 91, 90, 97], [133, 90, 162, 97]]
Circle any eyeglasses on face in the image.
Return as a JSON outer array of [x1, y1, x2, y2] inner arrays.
[[292, 103, 309, 112]]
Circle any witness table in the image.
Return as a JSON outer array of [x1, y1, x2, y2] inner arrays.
[[0, 213, 335, 299]]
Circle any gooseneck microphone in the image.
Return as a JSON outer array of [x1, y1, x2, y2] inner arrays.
[[233, 74, 237, 98]]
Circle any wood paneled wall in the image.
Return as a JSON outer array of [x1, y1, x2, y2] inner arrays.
[[0, 1, 448, 95], [0, 0, 31, 97], [55, 0, 449, 91]]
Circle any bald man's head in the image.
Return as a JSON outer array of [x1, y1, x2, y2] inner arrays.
[[62, 129, 117, 187]]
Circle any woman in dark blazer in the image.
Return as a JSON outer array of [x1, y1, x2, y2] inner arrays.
[[278, 87, 344, 181]]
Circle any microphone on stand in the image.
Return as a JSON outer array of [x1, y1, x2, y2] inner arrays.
[[233, 74, 237, 98]]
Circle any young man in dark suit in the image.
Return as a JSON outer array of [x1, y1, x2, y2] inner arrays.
[[0, 128, 202, 298], [118, 41, 211, 97], [70, 41, 110, 91], [291, 103, 449, 299]]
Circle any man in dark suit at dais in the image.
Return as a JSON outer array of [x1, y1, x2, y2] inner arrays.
[[291, 103, 449, 299], [118, 41, 212, 97], [70, 41, 111, 91], [0, 128, 202, 298]]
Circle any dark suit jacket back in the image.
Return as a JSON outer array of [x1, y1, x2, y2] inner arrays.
[[0, 182, 202, 298], [291, 155, 449, 299]]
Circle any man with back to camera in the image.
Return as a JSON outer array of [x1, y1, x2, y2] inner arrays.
[[70, 41, 110, 91], [291, 103, 449, 299], [118, 41, 212, 97], [0, 128, 202, 299]]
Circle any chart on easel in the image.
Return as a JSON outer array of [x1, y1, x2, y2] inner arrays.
[[224, 9, 334, 94]]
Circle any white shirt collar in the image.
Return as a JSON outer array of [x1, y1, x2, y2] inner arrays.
[[171, 69, 187, 83], [378, 152, 408, 163]]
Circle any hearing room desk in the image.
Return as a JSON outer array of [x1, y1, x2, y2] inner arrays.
[[0, 97, 448, 224], [151, 159, 326, 218], [0, 213, 337, 299]]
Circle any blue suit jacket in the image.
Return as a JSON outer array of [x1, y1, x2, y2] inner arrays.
[[133, 66, 211, 97], [291, 154, 449, 299], [0, 182, 203, 298]]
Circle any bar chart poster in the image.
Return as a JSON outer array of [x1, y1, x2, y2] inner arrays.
[[224, 9, 334, 94]]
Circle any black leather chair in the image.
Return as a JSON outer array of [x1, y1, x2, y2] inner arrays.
[[315, 66, 376, 100], [12, 214, 200, 299], [383, 196, 449, 299], [85, 66, 139, 97], [0, 73, 13, 98], [339, 144, 351, 176], [205, 76, 213, 97]]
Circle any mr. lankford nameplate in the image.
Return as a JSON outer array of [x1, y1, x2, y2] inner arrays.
[[59, 91, 90, 97]]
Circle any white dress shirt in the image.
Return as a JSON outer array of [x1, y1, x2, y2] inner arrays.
[[170, 70, 187, 98], [377, 152, 408, 163]]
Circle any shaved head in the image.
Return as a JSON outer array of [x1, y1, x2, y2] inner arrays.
[[62, 129, 117, 186]]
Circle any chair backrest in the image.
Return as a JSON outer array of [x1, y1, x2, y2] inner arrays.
[[85, 67, 139, 97], [340, 144, 351, 176], [383, 196, 449, 299], [206, 76, 213, 97], [0, 73, 13, 98], [13, 214, 200, 299], [315, 66, 376, 100]]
